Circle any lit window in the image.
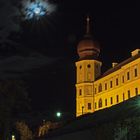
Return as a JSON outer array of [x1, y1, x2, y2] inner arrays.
[[105, 83, 107, 90], [110, 81, 112, 88], [127, 72, 130, 80], [116, 95, 119, 103], [98, 83, 102, 92], [98, 98, 102, 108], [88, 103, 91, 110], [116, 78, 118, 86], [135, 88, 138, 95], [128, 90, 130, 98], [105, 99, 107, 106], [134, 68, 138, 77], [110, 97, 113, 104], [123, 93, 125, 101]]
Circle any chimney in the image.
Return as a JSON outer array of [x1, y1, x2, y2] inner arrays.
[[112, 62, 118, 68], [131, 49, 140, 56]]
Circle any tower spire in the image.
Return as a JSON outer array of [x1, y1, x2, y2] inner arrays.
[[86, 15, 90, 35]]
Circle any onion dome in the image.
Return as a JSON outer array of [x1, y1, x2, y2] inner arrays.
[[77, 16, 100, 60]]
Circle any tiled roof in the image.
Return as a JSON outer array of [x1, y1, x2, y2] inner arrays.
[[97, 53, 140, 80]]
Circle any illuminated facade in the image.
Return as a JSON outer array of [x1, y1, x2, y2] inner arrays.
[[76, 17, 140, 117]]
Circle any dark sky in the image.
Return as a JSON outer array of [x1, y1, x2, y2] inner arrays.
[[0, 0, 140, 116]]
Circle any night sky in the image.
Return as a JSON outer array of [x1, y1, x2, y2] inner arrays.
[[0, 0, 140, 116]]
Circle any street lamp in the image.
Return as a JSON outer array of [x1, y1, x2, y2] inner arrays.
[[12, 135, 16, 140], [56, 112, 62, 118], [82, 106, 84, 115]]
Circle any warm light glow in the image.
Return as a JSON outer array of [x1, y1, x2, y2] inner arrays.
[[12, 135, 15, 140]]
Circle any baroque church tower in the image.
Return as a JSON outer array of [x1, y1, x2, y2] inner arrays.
[[75, 17, 102, 117]]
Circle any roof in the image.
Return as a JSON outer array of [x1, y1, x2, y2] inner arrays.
[[97, 53, 140, 80]]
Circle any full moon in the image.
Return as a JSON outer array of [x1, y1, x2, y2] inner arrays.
[[34, 7, 41, 15]]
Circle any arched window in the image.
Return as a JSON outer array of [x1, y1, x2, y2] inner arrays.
[[98, 83, 102, 92], [98, 98, 102, 108]]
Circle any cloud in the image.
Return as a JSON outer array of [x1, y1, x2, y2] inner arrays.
[[0, 0, 20, 44], [0, 0, 59, 79], [0, 51, 59, 79]]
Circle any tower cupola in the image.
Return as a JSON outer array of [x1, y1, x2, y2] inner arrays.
[[77, 16, 100, 60]]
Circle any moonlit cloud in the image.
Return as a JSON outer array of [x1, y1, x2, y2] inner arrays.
[[22, 0, 56, 20], [0, 0, 58, 79], [0, 0, 56, 45], [0, 50, 59, 79]]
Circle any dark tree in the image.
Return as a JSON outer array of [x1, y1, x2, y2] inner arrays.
[[0, 80, 30, 140]]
